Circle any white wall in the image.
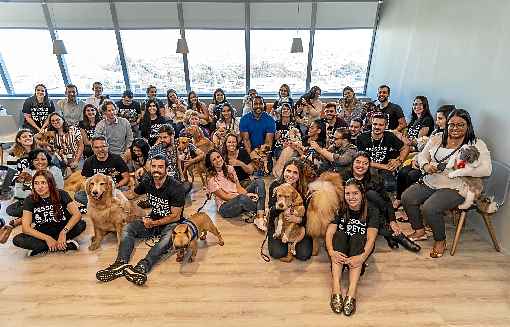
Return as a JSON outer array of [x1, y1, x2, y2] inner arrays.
[[367, 0, 510, 252]]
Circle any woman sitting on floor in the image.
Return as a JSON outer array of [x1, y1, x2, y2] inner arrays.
[[206, 149, 265, 226], [402, 109, 492, 258], [6, 149, 64, 220], [325, 178, 380, 316], [12, 170, 85, 257], [266, 158, 313, 262], [222, 133, 255, 188]]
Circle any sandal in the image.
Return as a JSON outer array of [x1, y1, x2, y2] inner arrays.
[[430, 241, 447, 258]]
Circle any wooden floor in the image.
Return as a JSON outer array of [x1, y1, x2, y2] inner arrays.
[[1, 184, 510, 327]]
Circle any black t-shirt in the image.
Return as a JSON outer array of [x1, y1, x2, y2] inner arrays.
[[332, 205, 381, 237], [22, 96, 56, 128], [81, 153, 128, 184], [23, 190, 73, 230], [143, 116, 169, 146], [232, 148, 252, 182], [407, 115, 434, 140], [274, 121, 303, 149], [356, 131, 404, 164], [321, 117, 348, 146], [380, 102, 404, 130], [78, 120, 97, 140], [116, 99, 141, 125], [134, 175, 185, 220]]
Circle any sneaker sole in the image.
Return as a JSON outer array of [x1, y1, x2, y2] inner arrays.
[[124, 270, 147, 286], [96, 265, 128, 283]]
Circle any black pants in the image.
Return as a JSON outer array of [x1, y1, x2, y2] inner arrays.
[[267, 216, 313, 261], [6, 199, 24, 218], [366, 190, 394, 224], [12, 220, 86, 252], [396, 166, 422, 200], [332, 229, 366, 257]]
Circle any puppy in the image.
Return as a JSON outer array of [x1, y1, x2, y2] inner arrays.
[[250, 144, 272, 175], [273, 183, 306, 256], [171, 212, 224, 263], [306, 172, 344, 256], [86, 173, 146, 250]]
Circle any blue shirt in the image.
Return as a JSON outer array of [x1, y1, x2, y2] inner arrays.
[[239, 112, 276, 149]]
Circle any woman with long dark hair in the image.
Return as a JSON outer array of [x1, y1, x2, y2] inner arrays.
[[216, 102, 239, 135], [221, 133, 254, 186], [187, 91, 211, 130], [12, 170, 85, 256], [79, 103, 101, 158], [22, 84, 55, 133], [326, 179, 380, 316], [406, 96, 435, 151], [301, 85, 323, 122], [48, 112, 84, 172], [208, 88, 228, 127], [123, 138, 150, 179], [164, 89, 187, 123], [402, 109, 492, 258], [337, 86, 366, 124], [297, 119, 327, 173], [266, 158, 313, 262], [140, 99, 170, 146]]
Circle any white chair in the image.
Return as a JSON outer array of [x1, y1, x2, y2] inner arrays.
[[450, 160, 510, 255]]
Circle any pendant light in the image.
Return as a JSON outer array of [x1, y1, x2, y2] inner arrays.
[[176, 38, 189, 54], [52, 39, 68, 55], [290, 3, 303, 53]]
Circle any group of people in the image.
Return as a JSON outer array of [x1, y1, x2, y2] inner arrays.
[[0, 81, 492, 316]]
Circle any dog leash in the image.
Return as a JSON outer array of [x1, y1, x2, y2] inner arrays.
[[260, 232, 270, 262]]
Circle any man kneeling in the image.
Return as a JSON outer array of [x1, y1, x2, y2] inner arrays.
[[96, 154, 185, 286]]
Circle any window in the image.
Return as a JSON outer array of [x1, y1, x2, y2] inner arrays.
[[58, 30, 124, 94], [250, 30, 309, 94], [0, 78, 6, 94], [186, 30, 245, 95], [311, 29, 373, 94], [0, 29, 64, 94], [121, 29, 186, 95]]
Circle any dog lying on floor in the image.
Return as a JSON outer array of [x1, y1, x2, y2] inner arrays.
[[250, 144, 272, 175], [171, 212, 224, 263], [86, 173, 146, 250], [306, 171, 344, 256], [64, 170, 86, 200], [273, 183, 306, 256]]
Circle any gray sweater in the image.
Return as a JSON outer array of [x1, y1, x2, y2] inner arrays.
[[94, 117, 133, 155]]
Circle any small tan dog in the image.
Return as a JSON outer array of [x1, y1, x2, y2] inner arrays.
[[250, 144, 272, 175], [171, 212, 224, 263], [176, 136, 208, 188], [86, 173, 146, 250], [273, 183, 306, 257], [34, 130, 56, 153]]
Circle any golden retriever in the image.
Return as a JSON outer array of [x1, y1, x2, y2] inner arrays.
[[64, 170, 86, 200], [273, 183, 306, 256], [306, 171, 344, 256], [34, 130, 56, 153], [86, 173, 146, 250]]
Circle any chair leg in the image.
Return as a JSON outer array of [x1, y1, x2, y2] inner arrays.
[[481, 212, 501, 252], [450, 211, 466, 256]]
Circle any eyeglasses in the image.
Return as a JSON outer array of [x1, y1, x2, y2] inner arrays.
[[448, 123, 466, 129]]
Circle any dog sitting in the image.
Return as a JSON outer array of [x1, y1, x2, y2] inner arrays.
[[172, 212, 224, 263], [176, 136, 208, 188], [250, 144, 272, 175], [447, 145, 484, 209], [86, 173, 146, 250], [34, 130, 56, 153], [273, 183, 306, 257], [306, 171, 344, 256]]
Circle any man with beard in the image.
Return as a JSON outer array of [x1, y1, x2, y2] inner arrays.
[[75, 136, 130, 206], [321, 102, 347, 146], [116, 90, 141, 137], [96, 154, 185, 286], [56, 84, 84, 126], [348, 118, 364, 144], [95, 100, 133, 156], [356, 113, 409, 191], [239, 96, 276, 154], [377, 85, 406, 132]]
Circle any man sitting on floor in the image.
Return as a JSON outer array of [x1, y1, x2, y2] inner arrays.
[[96, 154, 185, 286]]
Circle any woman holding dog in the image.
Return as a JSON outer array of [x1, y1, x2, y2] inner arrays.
[[205, 149, 266, 228], [325, 178, 380, 316], [402, 109, 492, 258], [267, 159, 313, 262], [12, 170, 85, 256]]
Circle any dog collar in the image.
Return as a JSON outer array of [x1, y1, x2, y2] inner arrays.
[[182, 219, 199, 241]]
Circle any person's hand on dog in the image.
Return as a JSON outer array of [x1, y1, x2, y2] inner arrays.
[[309, 140, 320, 150], [347, 254, 364, 268], [329, 251, 348, 265], [45, 237, 59, 252], [143, 216, 156, 229]]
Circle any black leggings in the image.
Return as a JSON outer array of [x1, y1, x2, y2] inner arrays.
[[396, 166, 422, 200], [332, 229, 366, 257], [366, 190, 394, 224], [267, 219, 313, 261], [13, 220, 86, 252]]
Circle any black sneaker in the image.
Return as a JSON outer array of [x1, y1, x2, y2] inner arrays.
[[96, 261, 129, 283], [27, 248, 48, 257], [66, 240, 80, 251], [124, 264, 147, 286]]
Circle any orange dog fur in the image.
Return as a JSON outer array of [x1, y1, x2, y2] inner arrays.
[[306, 171, 344, 256], [250, 144, 272, 175]]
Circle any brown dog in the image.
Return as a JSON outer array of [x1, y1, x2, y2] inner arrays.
[[306, 172, 344, 256], [250, 144, 272, 175], [64, 170, 86, 200], [34, 130, 56, 153], [171, 212, 224, 263], [273, 183, 306, 256], [86, 173, 146, 250]]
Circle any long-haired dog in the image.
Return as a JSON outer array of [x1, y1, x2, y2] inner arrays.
[[306, 171, 344, 255], [34, 130, 56, 153], [250, 144, 272, 175], [273, 183, 306, 256], [86, 173, 146, 250], [171, 212, 224, 263], [64, 170, 86, 200], [447, 145, 484, 209]]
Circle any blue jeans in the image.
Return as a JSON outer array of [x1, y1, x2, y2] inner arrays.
[[218, 178, 266, 218], [116, 219, 178, 272]]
